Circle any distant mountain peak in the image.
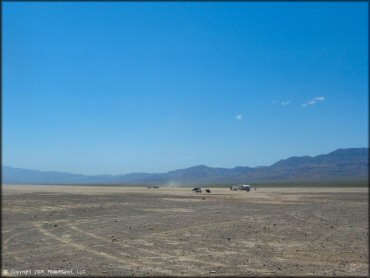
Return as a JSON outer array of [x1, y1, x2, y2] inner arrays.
[[189, 164, 209, 169]]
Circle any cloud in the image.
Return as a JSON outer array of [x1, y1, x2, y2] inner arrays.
[[313, 96, 325, 101], [281, 100, 291, 106], [302, 96, 325, 107], [302, 100, 315, 107], [235, 114, 243, 120]]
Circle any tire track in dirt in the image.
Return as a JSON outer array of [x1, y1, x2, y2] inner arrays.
[[68, 222, 173, 258], [145, 217, 250, 239], [312, 209, 329, 221], [3, 225, 34, 253], [34, 223, 175, 275], [284, 211, 308, 223], [32, 219, 206, 271], [35, 221, 221, 275], [67, 222, 226, 270], [3, 226, 38, 263]]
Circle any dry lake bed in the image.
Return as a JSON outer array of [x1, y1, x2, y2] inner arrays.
[[2, 185, 369, 276]]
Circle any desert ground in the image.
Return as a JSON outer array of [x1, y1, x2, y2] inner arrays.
[[2, 185, 369, 276]]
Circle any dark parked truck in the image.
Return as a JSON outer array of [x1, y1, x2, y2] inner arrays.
[[192, 187, 202, 193]]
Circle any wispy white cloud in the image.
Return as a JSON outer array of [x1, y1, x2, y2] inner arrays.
[[302, 96, 325, 107], [313, 96, 325, 101], [281, 100, 291, 106], [235, 114, 243, 120], [302, 100, 315, 107]]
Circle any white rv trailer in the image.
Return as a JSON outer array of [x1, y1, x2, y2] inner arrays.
[[230, 184, 251, 191]]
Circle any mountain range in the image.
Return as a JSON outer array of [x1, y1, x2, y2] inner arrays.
[[2, 148, 368, 185]]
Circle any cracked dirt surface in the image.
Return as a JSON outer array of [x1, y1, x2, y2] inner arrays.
[[2, 186, 368, 276]]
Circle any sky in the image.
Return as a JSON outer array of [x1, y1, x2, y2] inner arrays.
[[3, 2, 368, 175]]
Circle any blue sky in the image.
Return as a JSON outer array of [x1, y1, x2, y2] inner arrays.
[[3, 2, 368, 175]]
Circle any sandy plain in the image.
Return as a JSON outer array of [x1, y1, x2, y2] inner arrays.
[[2, 185, 369, 276]]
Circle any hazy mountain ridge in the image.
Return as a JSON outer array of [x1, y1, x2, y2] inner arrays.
[[3, 148, 368, 185]]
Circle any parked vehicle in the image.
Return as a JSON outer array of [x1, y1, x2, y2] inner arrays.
[[230, 184, 251, 192], [192, 187, 202, 193]]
